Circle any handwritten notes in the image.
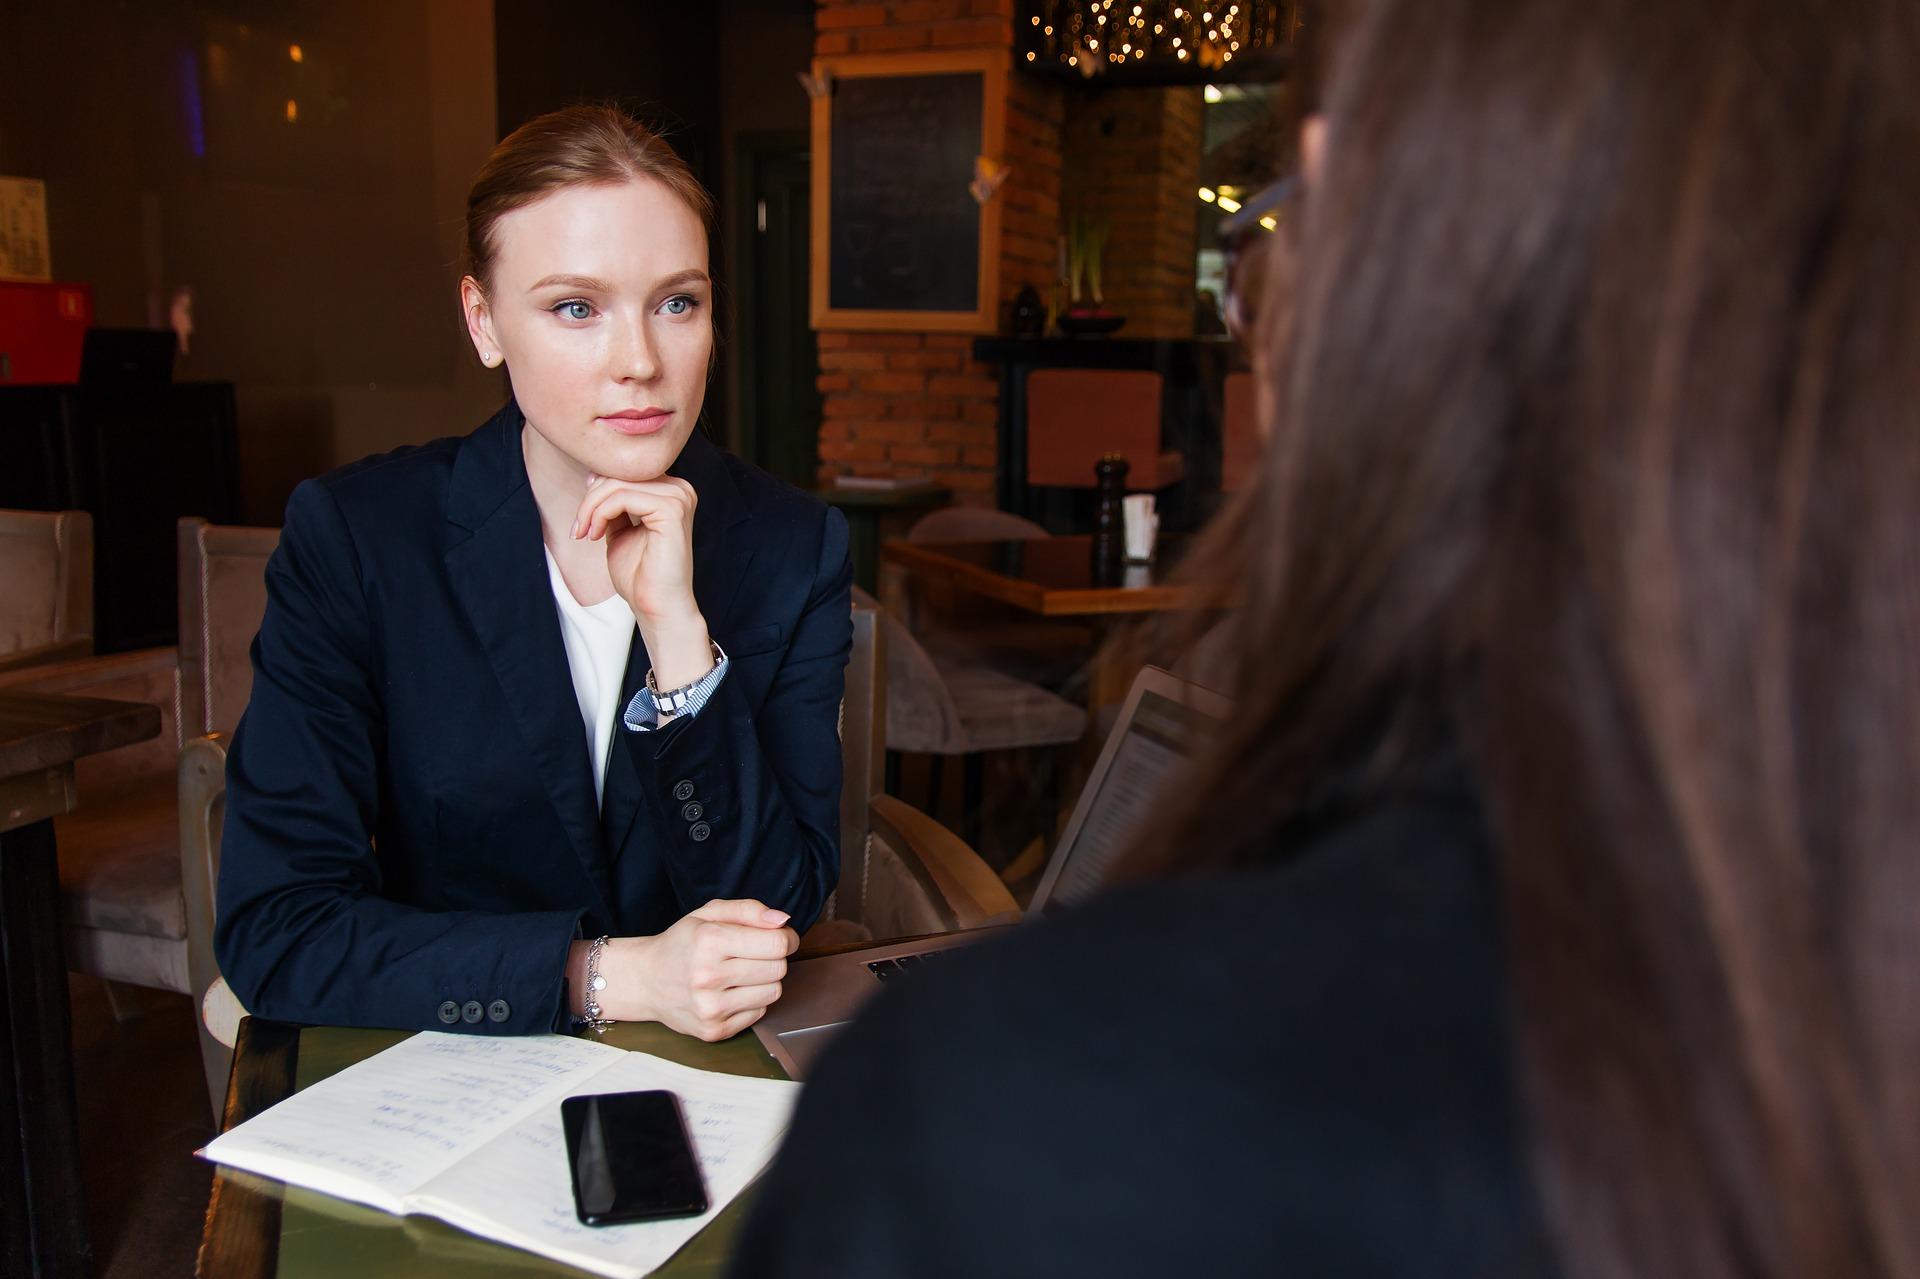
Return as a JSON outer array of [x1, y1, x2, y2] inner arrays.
[[202, 1033, 800, 1279]]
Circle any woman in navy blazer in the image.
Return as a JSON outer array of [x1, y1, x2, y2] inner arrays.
[[215, 107, 850, 1042]]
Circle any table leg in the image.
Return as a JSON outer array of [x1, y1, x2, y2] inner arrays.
[[0, 817, 91, 1279], [198, 1018, 299, 1279], [1084, 616, 1148, 721]]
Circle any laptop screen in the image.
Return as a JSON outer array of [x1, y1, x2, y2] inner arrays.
[[1041, 688, 1216, 911]]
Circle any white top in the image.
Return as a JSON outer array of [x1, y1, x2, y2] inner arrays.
[[544, 548, 637, 809]]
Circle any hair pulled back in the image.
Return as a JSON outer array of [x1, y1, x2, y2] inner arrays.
[[463, 105, 714, 291]]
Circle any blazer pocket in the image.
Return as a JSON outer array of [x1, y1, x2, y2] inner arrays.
[[724, 622, 784, 657]]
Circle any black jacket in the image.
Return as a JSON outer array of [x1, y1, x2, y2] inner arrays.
[[215, 402, 851, 1034], [732, 760, 1558, 1277]]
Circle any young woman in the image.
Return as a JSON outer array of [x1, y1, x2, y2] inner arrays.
[[734, 0, 1920, 1273], [215, 107, 851, 1043]]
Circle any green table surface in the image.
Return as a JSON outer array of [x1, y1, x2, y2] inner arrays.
[[205, 1021, 788, 1279]]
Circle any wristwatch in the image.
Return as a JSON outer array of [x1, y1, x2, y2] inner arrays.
[[647, 640, 727, 716]]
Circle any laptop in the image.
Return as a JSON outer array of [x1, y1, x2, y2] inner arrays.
[[756, 666, 1230, 1078]]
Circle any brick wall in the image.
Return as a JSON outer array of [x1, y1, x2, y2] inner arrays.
[[1060, 85, 1204, 337], [813, 0, 1064, 501]]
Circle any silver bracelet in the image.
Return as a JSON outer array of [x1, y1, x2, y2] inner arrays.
[[582, 935, 614, 1035]]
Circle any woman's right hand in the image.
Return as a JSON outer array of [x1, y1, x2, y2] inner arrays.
[[574, 900, 799, 1042]]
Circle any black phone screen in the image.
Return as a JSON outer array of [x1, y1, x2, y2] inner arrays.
[[560, 1089, 709, 1226]]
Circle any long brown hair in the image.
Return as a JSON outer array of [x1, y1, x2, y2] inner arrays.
[[1137, 0, 1920, 1272]]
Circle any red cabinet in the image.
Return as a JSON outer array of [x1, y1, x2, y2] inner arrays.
[[0, 281, 92, 384]]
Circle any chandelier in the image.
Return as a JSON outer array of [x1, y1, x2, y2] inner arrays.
[[1017, 0, 1294, 82]]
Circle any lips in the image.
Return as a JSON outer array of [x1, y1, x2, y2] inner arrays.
[[598, 409, 673, 437]]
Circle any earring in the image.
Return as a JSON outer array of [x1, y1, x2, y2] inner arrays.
[[481, 352, 498, 367]]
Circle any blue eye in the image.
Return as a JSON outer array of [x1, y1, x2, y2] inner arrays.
[[554, 299, 593, 321], [661, 295, 698, 316]]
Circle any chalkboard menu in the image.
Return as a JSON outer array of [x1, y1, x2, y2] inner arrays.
[[811, 51, 1006, 333], [828, 73, 980, 313]]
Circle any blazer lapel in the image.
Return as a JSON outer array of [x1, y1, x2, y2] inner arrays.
[[599, 430, 755, 860], [443, 403, 612, 914]]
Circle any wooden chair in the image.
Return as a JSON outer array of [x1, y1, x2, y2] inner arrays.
[[854, 584, 1084, 853], [1025, 369, 1185, 492], [176, 518, 277, 1112], [0, 507, 92, 672], [813, 596, 1020, 945]]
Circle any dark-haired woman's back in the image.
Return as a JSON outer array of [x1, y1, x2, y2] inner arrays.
[[731, 753, 1558, 1278]]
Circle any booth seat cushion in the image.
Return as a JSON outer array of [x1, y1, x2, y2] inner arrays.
[[66, 925, 189, 993], [55, 773, 185, 941], [0, 546, 60, 656], [922, 620, 1093, 690]]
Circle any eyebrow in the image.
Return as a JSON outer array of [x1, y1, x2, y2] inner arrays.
[[527, 273, 612, 293], [525, 269, 711, 294], [653, 269, 711, 292]]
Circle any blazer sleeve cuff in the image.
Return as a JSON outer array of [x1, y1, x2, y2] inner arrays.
[[623, 646, 731, 733]]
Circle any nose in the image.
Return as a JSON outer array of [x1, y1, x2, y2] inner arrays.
[[611, 313, 660, 384]]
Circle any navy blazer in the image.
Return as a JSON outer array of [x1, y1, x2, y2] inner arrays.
[[214, 402, 852, 1034]]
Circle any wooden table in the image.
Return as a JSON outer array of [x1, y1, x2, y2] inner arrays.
[[1, 691, 163, 1279], [879, 535, 1202, 618], [880, 535, 1217, 711], [198, 1017, 790, 1278]]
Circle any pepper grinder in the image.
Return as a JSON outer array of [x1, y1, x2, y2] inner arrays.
[[1090, 452, 1130, 584]]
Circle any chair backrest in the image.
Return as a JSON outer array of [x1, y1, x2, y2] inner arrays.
[[1025, 368, 1165, 487], [907, 506, 1050, 543], [836, 596, 886, 924], [177, 517, 278, 740], [0, 507, 92, 665], [851, 585, 965, 758], [1221, 371, 1262, 493], [836, 591, 1017, 939]]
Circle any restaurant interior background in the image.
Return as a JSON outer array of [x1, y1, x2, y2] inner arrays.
[[1, 0, 1290, 526], [0, 4, 1296, 1272]]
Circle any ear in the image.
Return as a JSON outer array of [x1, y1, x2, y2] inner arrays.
[[1300, 113, 1328, 186], [460, 276, 502, 368]]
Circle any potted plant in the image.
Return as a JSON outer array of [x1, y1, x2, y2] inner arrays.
[[1060, 214, 1124, 335]]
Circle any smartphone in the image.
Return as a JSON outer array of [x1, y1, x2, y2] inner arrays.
[[560, 1089, 708, 1226]]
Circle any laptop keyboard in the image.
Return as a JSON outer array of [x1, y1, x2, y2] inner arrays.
[[866, 950, 948, 981]]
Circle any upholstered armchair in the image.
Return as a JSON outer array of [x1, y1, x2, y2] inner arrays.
[[0, 507, 93, 672], [0, 517, 275, 1119]]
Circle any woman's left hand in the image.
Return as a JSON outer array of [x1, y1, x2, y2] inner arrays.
[[573, 474, 714, 689]]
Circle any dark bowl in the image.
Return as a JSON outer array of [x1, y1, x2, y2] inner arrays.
[[1056, 311, 1127, 337]]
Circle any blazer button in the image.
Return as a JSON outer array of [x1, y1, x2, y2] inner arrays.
[[437, 1000, 460, 1025], [689, 821, 712, 843], [461, 1000, 484, 1024], [681, 801, 704, 822], [487, 999, 511, 1024], [673, 780, 696, 802]]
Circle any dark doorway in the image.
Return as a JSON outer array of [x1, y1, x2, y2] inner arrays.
[[735, 131, 819, 489]]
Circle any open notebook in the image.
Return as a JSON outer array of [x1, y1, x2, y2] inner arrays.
[[200, 1032, 799, 1279]]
